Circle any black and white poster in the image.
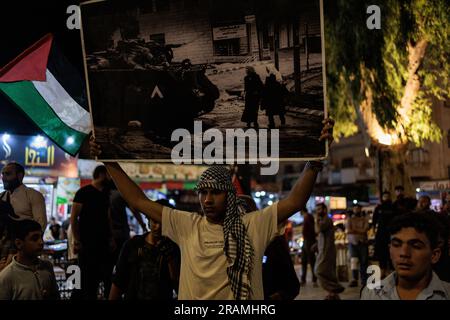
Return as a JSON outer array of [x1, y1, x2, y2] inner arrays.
[[80, 0, 327, 167]]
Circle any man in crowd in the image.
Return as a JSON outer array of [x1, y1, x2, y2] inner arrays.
[[373, 191, 397, 278], [0, 162, 47, 271], [90, 119, 334, 300], [0, 219, 60, 300], [415, 195, 435, 214], [314, 203, 345, 299], [361, 212, 450, 300], [300, 207, 317, 286], [1, 162, 46, 230], [109, 199, 180, 300], [109, 183, 147, 264], [70, 165, 115, 300], [346, 204, 370, 287], [394, 185, 416, 213]]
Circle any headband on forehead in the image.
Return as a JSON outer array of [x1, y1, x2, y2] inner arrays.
[[195, 166, 236, 193]]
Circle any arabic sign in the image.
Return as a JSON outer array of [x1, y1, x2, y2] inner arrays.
[[0, 134, 78, 177], [212, 24, 247, 41], [329, 197, 347, 210], [420, 180, 450, 191]]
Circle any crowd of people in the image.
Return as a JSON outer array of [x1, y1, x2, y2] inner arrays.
[[1, 117, 449, 300], [296, 185, 450, 300]]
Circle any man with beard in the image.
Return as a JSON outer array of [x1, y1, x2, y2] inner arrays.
[[1, 162, 46, 230], [70, 165, 115, 299], [1, 162, 46, 272]]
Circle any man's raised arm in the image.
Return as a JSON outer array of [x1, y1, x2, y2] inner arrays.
[[277, 118, 334, 223], [104, 162, 163, 223], [277, 163, 322, 223]]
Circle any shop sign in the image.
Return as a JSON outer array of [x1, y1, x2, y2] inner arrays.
[[420, 180, 450, 191], [1, 133, 78, 177], [78, 159, 209, 181], [212, 24, 247, 41], [329, 197, 347, 210]]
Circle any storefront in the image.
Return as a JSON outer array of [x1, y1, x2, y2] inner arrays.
[[0, 133, 79, 223]]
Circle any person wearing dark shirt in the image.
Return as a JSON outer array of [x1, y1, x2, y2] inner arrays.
[[415, 195, 435, 215], [373, 191, 397, 278], [261, 74, 288, 129], [262, 234, 300, 300], [109, 187, 147, 264], [237, 195, 300, 300], [70, 165, 114, 300], [300, 208, 317, 286], [436, 201, 450, 282], [109, 199, 180, 300], [414, 196, 450, 283], [393, 185, 417, 214], [241, 66, 263, 129]]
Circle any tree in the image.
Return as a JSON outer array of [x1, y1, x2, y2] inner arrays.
[[325, 0, 449, 196]]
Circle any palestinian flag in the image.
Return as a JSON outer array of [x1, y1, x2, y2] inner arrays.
[[0, 33, 91, 156]]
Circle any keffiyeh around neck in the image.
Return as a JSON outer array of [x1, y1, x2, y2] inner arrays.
[[196, 165, 254, 300]]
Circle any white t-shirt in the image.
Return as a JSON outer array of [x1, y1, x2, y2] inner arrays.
[[162, 203, 284, 300]]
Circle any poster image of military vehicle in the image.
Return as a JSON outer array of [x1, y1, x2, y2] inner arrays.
[[80, 0, 327, 161]]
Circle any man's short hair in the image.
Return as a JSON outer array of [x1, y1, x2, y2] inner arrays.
[[12, 219, 42, 241], [6, 162, 25, 176], [388, 212, 443, 249], [316, 202, 327, 211], [394, 185, 404, 191], [93, 165, 107, 179], [382, 191, 390, 196]]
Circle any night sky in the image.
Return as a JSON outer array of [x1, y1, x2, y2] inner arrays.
[[0, 1, 84, 136]]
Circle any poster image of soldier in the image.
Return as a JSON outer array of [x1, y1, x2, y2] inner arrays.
[[80, 0, 327, 161]]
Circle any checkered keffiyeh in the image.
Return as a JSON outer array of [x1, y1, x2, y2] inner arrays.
[[196, 166, 254, 300]]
